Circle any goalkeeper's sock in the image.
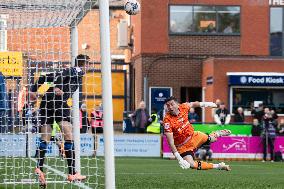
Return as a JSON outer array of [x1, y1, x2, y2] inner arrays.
[[64, 140, 76, 175], [37, 140, 47, 171], [192, 161, 213, 170]]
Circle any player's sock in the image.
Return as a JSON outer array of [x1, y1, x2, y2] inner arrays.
[[37, 140, 47, 171], [64, 140, 76, 175], [192, 161, 213, 170]]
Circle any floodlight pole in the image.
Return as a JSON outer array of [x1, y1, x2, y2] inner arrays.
[[71, 26, 81, 173], [99, 0, 116, 188]]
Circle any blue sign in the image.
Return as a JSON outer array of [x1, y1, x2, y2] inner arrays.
[[150, 87, 172, 115], [229, 75, 284, 86]]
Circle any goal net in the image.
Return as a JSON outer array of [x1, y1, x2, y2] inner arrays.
[[0, 0, 110, 188]]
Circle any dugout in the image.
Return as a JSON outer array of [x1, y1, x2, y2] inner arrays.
[[202, 57, 284, 123]]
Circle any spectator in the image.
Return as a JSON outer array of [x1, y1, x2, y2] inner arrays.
[[223, 22, 234, 33], [80, 103, 90, 133], [205, 23, 216, 33], [270, 109, 278, 120], [277, 118, 284, 136], [212, 99, 221, 119], [131, 101, 149, 133], [264, 107, 270, 114], [146, 108, 161, 134], [214, 102, 231, 125], [262, 112, 277, 162], [91, 105, 104, 134], [234, 107, 245, 123], [188, 107, 199, 123], [251, 103, 264, 123], [251, 119, 261, 136]]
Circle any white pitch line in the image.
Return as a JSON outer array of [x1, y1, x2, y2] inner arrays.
[[117, 172, 184, 175], [30, 158, 92, 189]]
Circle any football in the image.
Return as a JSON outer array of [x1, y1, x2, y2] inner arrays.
[[124, 0, 140, 15]]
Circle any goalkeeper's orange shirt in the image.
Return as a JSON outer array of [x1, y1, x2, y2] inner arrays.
[[163, 103, 194, 146]]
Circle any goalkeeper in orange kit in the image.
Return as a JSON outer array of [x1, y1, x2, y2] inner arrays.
[[163, 96, 231, 171]]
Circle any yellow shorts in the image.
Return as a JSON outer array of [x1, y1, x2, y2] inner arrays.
[[177, 131, 208, 155]]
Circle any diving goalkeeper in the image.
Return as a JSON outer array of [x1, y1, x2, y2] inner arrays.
[[163, 96, 231, 171], [30, 54, 89, 188]]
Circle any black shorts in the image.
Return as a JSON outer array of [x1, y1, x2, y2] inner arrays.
[[39, 100, 70, 125], [180, 151, 195, 158]]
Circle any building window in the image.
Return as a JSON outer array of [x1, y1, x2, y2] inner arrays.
[[194, 6, 216, 33], [169, 5, 240, 35], [0, 16, 7, 51], [170, 6, 193, 33], [270, 7, 283, 56], [232, 88, 284, 114]]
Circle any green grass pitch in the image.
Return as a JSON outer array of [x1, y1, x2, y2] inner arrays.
[[0, 157, 284, 189]]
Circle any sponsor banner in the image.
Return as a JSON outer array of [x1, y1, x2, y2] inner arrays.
[[0, 52, 23, 77], [210, 137, 262, 153], [162, 135, 174, 158], [229, 75, 284, 86], [97, 134, 161, 157], [210, 137, 284, 158], [0, 134, 95, 157], [80, 134, 94, 156], [163, 135, 284, 159], [212, 153, 264, 159], [0, 134, 26, 157]]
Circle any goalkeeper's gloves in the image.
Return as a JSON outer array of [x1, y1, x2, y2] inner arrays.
[[200, 102, 217, 108], [174, 152, 191, 169]]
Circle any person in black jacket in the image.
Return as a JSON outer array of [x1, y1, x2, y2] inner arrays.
[[251, 119, 262, 136], [251, 103, 264, 123], [214, 102, 231, 125], [131, 101, 149, 133], [234, 107, 245, 123], [30, 54, 89, 187], [262, 112, 277, 162]]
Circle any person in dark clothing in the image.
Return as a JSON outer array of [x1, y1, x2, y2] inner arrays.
[[131, 101, 149, 133], [261, 113, 277, 162], [188, 107, 199, 123], [30, 54, 89, 188], [251, 119, 262, 136], [80, 103, 90, 133], [251, 103, 264, 123], [214, 102, 231, 125], [270, 109, 278, 120], [234, 107, 245, 123]]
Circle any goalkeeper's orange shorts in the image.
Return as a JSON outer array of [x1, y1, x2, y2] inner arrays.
[[176, 131, 208, 155]]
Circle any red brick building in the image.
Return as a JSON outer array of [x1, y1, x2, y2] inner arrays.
[[131, 0, 284, 122], [1, 1, 130, 123]]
